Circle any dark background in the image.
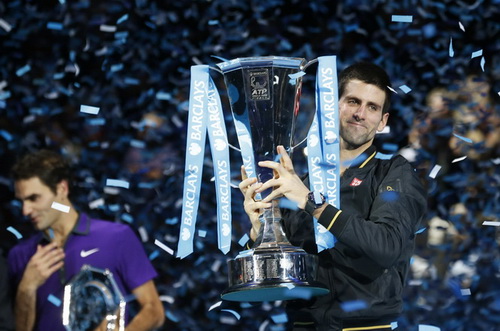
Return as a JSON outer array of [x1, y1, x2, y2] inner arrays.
[[1, 0, 499, 330]]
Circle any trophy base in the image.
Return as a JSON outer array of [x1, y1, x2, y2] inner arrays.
[[222, 246, 329, 302]]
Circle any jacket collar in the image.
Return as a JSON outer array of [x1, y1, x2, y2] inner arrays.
[[347, 145, 378, 170]]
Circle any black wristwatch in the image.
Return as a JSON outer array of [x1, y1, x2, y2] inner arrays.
[[304, 191, 326, 216]]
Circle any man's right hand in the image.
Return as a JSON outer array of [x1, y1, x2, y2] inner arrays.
[[20, 242, 65, 291], [239, 165, 272, 241]]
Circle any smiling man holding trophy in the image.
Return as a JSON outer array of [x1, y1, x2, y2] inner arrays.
[[178, 57, 426, 330]]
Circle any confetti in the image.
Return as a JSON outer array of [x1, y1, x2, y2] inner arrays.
[[480, 57, 485, 71], [391, 15, 413, 23], [154, 239, 174, 255], [7, 226, 23, 239], [105, 179, 130, 189], [453, 133, 473, 144], [399, 85, 412, 94], [482, 221, 500, 227], [198, 229, 207, 237], [80, 105, 100, 115], [47, 294, 61, 307], [208, 301, 222, 311], [270, 312, 288, 323], [340, 300, 368, 312], [429, 165, 442, 179], [452, 156, 467, 163], [459, 21, 465, 31], [15, 64, 31, 77], [221, 309, 241, 320], [418, 325, 440, 331], [0, 18, 12, 32], [471, 49, 483, 59], [51, 201, 70, 213], [46, 22, 63, 30], [449, 37, 454, 57], [238, 233, 249, 247]]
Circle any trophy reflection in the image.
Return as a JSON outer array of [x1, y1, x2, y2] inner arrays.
[[217, 57, 329, 302]]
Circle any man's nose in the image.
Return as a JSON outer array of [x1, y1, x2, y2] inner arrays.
[[22, 202, 32, 216], [353, 104, 367, 120]]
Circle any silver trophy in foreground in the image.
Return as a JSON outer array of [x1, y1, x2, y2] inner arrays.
[[217, 57, 329, 302], [63, 265, 126, 331]]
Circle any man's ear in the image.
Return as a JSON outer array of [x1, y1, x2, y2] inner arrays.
[[377, 113, 390, 132], [56, 180, 69, 198]]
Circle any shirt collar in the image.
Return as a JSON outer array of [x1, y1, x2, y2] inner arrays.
[[349, 145, 377, 169], [39, 212, 89, 244]]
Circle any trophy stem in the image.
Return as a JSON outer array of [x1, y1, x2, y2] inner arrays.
[[253, 200, 297, 251]]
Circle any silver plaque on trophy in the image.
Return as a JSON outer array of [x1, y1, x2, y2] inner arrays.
[[217, 57, 329, 302], [62, 265, 126, 331]]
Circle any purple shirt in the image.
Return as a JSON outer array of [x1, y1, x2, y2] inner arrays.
[[8, 213, 158, 331]]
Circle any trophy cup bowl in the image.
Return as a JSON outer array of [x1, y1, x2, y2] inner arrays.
[[217, 57, 329, 302], [63, 265, 126, 331]]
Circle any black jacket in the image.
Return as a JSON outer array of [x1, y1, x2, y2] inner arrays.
[[282, 145, 427, 329]]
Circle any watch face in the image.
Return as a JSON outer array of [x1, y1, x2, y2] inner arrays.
[[309, 191, 325, 207]]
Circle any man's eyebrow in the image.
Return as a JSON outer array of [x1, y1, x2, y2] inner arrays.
[[20, 193, 39, 201]]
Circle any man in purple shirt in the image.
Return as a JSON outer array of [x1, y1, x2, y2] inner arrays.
[[7, 150, 165, 331]]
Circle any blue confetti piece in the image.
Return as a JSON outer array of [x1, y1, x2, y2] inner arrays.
[[149, 250, 160, 260], [124, 77, 139, 85], [106, 179, 130, 189], [47, 294, 61, 307], [278, 197, 299, 210], [116, 14, 129, 24], [449, 37, 454, 57], [399, 85, 412, 94], [238, 233, 249, 247], [340, 299, 368, 312], [391, 15, 413, 23], [130, 139, 145, 148], [0, 130, 13, 141], [221, 309, 241, 320], [87, 118, 105, 126], [198, 229, 207, 237], [16, 64, 31, 77], [288, 71, 306, 79], [0, 91, 11, 100], [271, 312, 288, 324], [110, 63, 124, 72], [418, 325, 441, 331], [391, 322, 398, 330], [382, 143, 399, 152], [165, 217, 178, 225], [47, 22, 63, 30], [453, 133, 473, 144], [121, 213, 133, 223], [208, 20, 219, 25], [381, 190, 399, 202], [480, 57, 485, 71], [415, 227, 427, 234], [165, 310, 179, 322], [471, 49, 483, 59], [375, 152, 393, 160], [7, 226, 22, 239], [80, 104, 100, 115], [156, 91, 172, 100]]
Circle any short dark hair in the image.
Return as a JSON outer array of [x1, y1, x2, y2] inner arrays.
[[11, 150, 72, 195], [339, 62, 392, 114]]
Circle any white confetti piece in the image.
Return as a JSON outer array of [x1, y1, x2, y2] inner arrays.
[[419, 325, 440, 331], [460, 288, 471, 296], [159, 295, 174, 304], [105, 179, 130, 189], [51, 201, 70, 213], [459, 21, 465, 31], [100, 25, 117, 32], [0, 18, 12, 32], [482, 221, 500, 227], [480, 57, 485, 72], [452, 156, 467, 163], [208, 301, 222, 311], [154, 239, 174, 255], [80, 104, 100, 115], [387, 86, 398, 94], [138, 226, 149, 242], [429, 165, 442, 179], [88, 198, 104, 209]]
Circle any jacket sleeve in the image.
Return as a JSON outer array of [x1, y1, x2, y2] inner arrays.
[[318, 157, 427, 269]]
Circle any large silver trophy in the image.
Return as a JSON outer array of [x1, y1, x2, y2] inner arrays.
[[217, 57, 329, 302], [62, 265, 126, 331]]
